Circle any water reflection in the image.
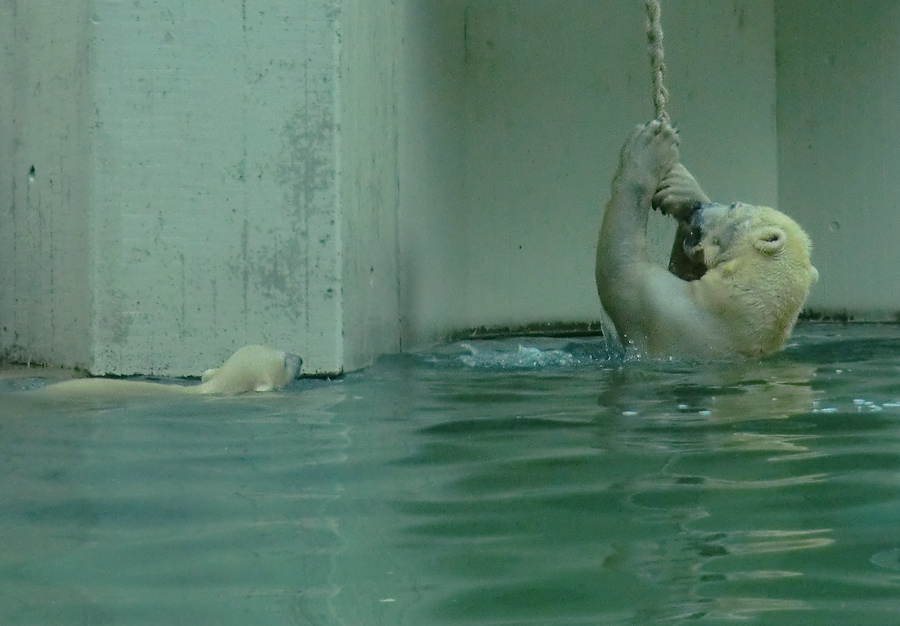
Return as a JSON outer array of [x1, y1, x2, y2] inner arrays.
[[597, 358, 817, 424], [4, 325, 900, 625], [394, 346, 841, 624]]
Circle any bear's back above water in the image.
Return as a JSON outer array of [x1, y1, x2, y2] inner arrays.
[[35, 345, 302, 401]]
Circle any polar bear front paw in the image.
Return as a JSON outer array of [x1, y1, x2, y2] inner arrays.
[[617, 121, 679, 193], [652, 163, 711, 221]]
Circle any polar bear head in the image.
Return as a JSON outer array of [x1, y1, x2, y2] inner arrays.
[[682, 202, 818, 355], [198, 345, 303, 394]]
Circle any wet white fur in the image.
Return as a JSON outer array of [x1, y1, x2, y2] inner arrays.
[[595, 122, 817, 358], [38, 345, 302, 399]]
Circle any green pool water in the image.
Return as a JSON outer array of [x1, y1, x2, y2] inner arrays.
[[2, 322, 900, 625]]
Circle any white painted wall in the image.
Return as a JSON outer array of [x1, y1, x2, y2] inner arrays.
[[777, 0, 900, 320]]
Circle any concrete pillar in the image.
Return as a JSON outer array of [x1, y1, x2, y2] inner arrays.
[[1, 0, 401, 376], [0, 0, 94, 370]]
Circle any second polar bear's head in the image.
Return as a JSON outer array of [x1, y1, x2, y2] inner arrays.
[[682, 202, 818, 354]]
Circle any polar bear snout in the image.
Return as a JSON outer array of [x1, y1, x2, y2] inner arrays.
[[683, 223, 703, 252], [283, 353, 303, 379], [686, 201, 705, 221], [684, 202, 747, 264], [682, 202, 715, 253], [688, 201, 747, 233], [692, 202, 733, 221]]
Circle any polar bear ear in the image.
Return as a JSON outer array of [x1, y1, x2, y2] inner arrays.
[[754, 226, 786, 255]]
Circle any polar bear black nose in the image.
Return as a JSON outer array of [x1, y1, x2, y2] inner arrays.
[[689, 202, 710, 224], [283, 353, 303, 379], [684, 224, 703, 250]]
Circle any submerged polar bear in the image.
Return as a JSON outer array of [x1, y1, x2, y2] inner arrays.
[[36, 345, 302, 400], [595, 121, 818, 358]]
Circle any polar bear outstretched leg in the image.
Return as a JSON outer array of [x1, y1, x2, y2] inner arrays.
[[595, 120, 678, 298], [595, 120, 681, 350]]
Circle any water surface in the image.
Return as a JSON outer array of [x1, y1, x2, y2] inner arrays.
[[2, 322, 900, 625]]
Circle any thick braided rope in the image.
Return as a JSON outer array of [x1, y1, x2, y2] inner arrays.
[[644, 0, 670, 125]]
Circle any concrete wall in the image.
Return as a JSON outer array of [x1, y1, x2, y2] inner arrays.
[[0, 1, 93, 368], [399, 0, 778, 344], [776, 0, 900, 320], [87, 0, 350, 376], [339, 0, 403, 368], [13, 0, 887, 375], [1, 0, 394, 376], [397, 0, 470, 347]]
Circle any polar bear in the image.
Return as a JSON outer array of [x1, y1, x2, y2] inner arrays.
[[595, 121, 818, 359], [35, 345, 302, 400]]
